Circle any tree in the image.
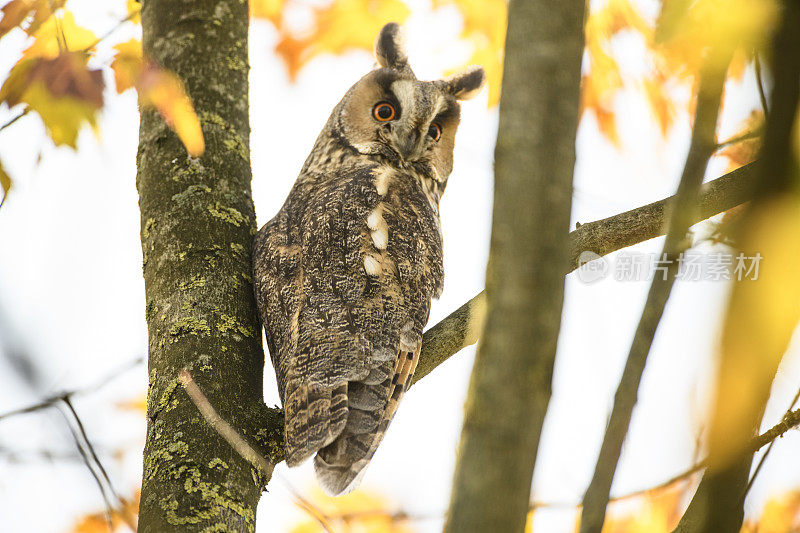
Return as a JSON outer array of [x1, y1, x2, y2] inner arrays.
[[1, 0, 799, 531]]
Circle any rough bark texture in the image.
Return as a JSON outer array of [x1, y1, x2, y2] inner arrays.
[[136, 1, 282, 531], [443, 1, 585, 531]]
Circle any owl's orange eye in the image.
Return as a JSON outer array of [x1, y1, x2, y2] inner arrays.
[[427, 123, 441, 142], [373, 102, 396, 121]]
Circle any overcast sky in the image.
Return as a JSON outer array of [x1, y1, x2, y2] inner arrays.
[[1, 1, 799, 532]]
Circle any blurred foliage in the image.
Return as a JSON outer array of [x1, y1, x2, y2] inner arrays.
[[288, 487, 415, 533], [0, 0, 775, 199]]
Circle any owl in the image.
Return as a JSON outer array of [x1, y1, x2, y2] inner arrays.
[[253, 22, 485, 496]]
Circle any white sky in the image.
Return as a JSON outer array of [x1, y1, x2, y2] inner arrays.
[[1, 1, 799, 532]]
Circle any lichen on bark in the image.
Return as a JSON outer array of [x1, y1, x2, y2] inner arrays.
[[136, 0, 279, 531]]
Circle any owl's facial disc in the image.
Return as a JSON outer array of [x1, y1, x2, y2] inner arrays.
[[380, 80, 445, 162]]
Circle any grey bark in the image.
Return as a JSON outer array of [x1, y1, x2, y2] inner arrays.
[[443, 0, 585, 531], [136, 1, 282, 531]]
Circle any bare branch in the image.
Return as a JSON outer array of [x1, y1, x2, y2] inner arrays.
[[580, 50, 732, 533], [178, 370, 275, 479], [418, 162, 757, 385], [0, 357, 143, 421]]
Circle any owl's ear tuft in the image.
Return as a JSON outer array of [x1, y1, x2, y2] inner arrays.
[[445, 66, 486, 100], [374, 22, 408, 70]]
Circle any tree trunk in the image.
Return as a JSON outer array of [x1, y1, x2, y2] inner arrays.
[[136, 1, 282, 531], [443, 0, 585, 531]]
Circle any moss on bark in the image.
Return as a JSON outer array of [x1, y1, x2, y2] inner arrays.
[[136, 1, 281, 531]]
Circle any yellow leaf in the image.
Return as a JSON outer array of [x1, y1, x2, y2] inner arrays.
[[752, 491, 800, 533], [24, 83, 99, 146], [111, 38, 143, 93], [437, 0, 507, 106], [24, 11, 96, 59], [138, 63, 205, 156], [275, 0, 410, 79], [2, 52, 104, 148], [250, 0, 283, 26], [289, 487, 415, 533], [655, 0, 778, 75], [126, 0, 141, 24], [0, 159, 11, 207], [709, 197, 800, 470]]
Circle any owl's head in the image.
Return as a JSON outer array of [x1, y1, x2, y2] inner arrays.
[[330, 23, 485, 180]]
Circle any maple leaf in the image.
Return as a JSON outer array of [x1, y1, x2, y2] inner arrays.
[[289, 487, 415, 533], [110, 39, 204, 156], [275, 0, 410, 79], [0, 0, 65, 38], [110, 38, 143, 93], [1, 52, 104, 148], [23, 10, 97, 59]]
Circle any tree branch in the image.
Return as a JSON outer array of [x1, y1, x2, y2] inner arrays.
[[579, 51, 732, 533], [417, 162, 757, 378]]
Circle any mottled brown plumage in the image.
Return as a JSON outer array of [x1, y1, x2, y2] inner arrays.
[[253, 22, 485, 495]]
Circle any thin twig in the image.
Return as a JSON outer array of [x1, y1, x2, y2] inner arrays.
[[58, 402, 115, 532], [531, 405, 800, 512], [81, 10, 139, 54], [742, 385, 800, 500], [0, 357, 143, 421], [579, 51, 732, 533], [178, 370, 274, 478], [715, 127, 763, 150], [62, 397, 126, 505], [754, 53, 769, 117], [178, 370, 335, 532], [0, 109, 29, 134]]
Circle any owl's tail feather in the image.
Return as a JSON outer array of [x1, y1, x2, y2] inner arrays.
[[284, 381, 348, 467], [313, 344, 421, 495]]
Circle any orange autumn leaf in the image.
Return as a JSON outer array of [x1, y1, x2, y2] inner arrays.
[[137, 62, 205, 156], [110, 40, 203, 156], [0, 0, 65, 38], [642, 74, 677, 137], [436, 0, 506, 106], [250, 0, 284, 26], [717, 110, 764, 171], [69, 489, 140, 533], [275, 0, 410, 79], [116, 393, 147, 415], [742, 491, 800, 533]]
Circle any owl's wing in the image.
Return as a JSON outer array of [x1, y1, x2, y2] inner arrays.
[[254, 164, 442, 495]]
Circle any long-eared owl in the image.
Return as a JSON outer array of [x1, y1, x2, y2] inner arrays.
[[253, 22, 485, 496]]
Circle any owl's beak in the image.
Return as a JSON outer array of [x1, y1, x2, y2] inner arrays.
[[394, 128, 423, 161]]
